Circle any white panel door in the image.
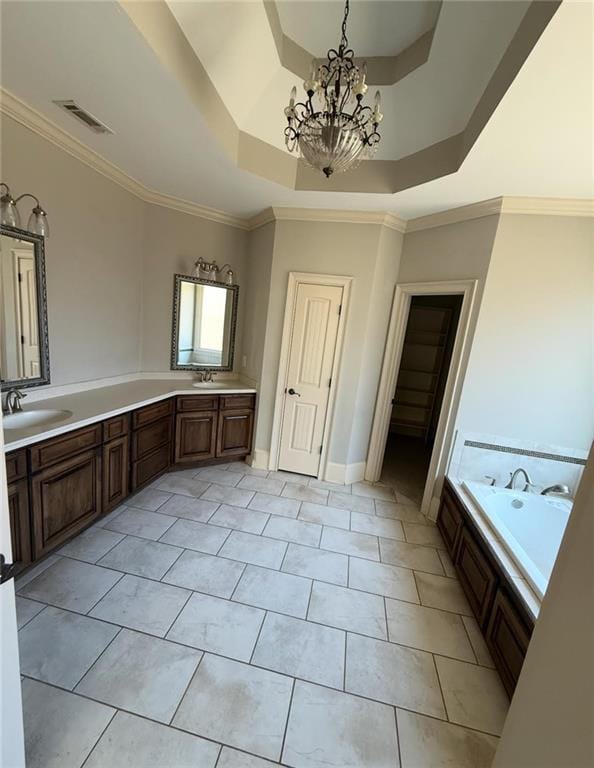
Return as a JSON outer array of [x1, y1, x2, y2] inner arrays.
[[278, 282, 343, 476], [15, 252, 39, 378]]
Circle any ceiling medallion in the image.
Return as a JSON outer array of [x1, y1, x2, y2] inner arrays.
[[284, 0, 383, 178]]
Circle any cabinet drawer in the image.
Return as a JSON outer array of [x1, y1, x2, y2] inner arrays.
[[8, 479, 32, 573], [131, 444, 171, 490], [219, 394, 255, 411], [216, 409, 254, 457], [31, 448, 102, 558], [131, 416, 173, 461], [132, 398, 173, 429], [486, 589, 531, 697], [175, 412, 217, 463], [103, 413, 130, 442], [6, 449, 27, 483], [436, 490, 464, 556], [29, 424, 103, 472], [176, 395, 219, 412], [455, 526, 498, 626]]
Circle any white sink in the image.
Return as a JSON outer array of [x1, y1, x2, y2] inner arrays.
[[193, 381, 230, 389], [3, 408, 73, 430]]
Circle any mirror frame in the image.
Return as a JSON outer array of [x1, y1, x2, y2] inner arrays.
[[0, 225, 50, 391], [170, 273, 239, 373]]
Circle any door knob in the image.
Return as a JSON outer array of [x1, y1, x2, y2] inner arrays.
[[0, 554, 17, 584], [287, 388, 301, 397]]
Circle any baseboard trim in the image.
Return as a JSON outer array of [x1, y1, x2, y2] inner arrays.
[[325, 461, 366, 485], [251, 449, 270, 470]]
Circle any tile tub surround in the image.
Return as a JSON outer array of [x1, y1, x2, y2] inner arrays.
[[3, 377, 257, 451], [449, 430, 587, 495], [16, 462, 508, 768]]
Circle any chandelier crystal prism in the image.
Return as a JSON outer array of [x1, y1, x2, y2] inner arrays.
[[284, 0, 383, 178]]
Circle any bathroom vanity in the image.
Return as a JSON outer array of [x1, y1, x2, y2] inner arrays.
[[437, 478, 536, 697], [4, 384, 256, 577]]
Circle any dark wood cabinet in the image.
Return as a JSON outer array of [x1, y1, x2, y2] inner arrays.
[[5, 390, 256, 571], [486, 589, 532, 697], [455, 526, 497, 627], [8, 479, 32, 574], [175, 411, 217, 463], [216, 408, 254, 457], [30, 448, 102, 558], [436, 488, 464, 556], [103, 435, 129, 513], [436, 479, 535, 697]]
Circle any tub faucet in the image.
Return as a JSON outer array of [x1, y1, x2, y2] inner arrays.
[[3, 388, 26, 415], [505, 468, 533, 492]]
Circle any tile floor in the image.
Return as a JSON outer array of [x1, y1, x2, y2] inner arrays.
[[16, 462, 507, 768]]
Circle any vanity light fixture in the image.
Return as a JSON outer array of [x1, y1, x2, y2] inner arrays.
[[0, 183, 50, 237], [283, 0, 383, 178], [193, 258, 235, 285]]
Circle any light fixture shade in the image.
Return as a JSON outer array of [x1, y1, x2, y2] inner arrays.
[[0, 195, 21, 228], [298, 117, 372, 178], [27, 206, 50, 238]]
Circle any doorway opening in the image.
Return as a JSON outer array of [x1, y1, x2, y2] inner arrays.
[[379, 294, 463, 504]]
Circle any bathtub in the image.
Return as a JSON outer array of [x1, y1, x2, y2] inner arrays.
[[462, 481, 572, 600]]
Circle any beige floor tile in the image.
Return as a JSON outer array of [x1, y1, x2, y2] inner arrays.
[[263, 516, 322, 547], [462, 615, 495, 668], [218, 531, 288, 569], [380, 539, 444, 575], [85, 711, 220, 768], [201, 483, 256, 508], [298, 501, 350, 530], [248, 492, 300, 519], [160, 518, 230, 554], [105, 507, 176, 541], [126, 486, 172, 511], [58, 527, 125, 563], [438, 548, 457, 578], [346, 633, 446, 718], [209, 503, 270, 534], [397, 709, 498, 768], [282, 483, 329, 504], [218, 746, 280, 767], [436, 656, 509, 735], [351, 482, 396, 501], [173, 654, 293, 762], [156, 475, 211, 498], [97, 536, 183, 579], [16, 597, 45, 629], [194, 467, 241, 486], [308, 581, 387, 639], [320, 527, 380, 561], [403, 521, 445, 548], [237, 474, 286, 495], [156, 494, 219, 522], [414, 571, 473, 615], [327, 491, 375, 514], [386, 598, 475, 661], [281, 543, 348, 586], [351, 511, 405, 540], [348, 557, 419, 602], [233, 565, 311, 619], [375, 500, 427, 524], [283, 680, 399, 768], [162, 549, 245, 598]]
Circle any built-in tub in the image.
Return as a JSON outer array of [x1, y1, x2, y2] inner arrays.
[[462, 481, 572, 600]]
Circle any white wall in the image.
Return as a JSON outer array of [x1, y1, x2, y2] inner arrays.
[[1, 114, 145, 387], [456, 214, 594, 451], [492, 446, 594, 768]]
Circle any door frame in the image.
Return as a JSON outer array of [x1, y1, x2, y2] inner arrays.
[[365, 279, 478, 518], [268, 271, 353, 479]]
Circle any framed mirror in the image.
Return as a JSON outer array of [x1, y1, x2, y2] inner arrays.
[[171, 274, 239, 372], [0, 225, 50, 390]]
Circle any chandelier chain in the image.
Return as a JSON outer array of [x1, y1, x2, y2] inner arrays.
[[340, 0, 350, 52]]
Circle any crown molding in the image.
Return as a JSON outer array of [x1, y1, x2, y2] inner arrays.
[[0, 87, 249, 230], [406, 198, 504, 232], [247, 207, 407, 232], [500, 196, 594, 217]]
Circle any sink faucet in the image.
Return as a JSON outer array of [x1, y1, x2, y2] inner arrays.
[[505, 468, 533, 492], [3, 388, 27, 415], [541, 484, 572, 498]]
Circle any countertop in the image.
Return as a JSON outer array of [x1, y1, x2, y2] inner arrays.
[[447, 476, 541, 621], [3, 378, 257, 451]]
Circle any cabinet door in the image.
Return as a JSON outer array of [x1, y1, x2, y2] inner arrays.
[[131, 416, 173, 461], [8, 479, 32, 573], [31, 449, 102, 558], [103, 436, 129, 513], [175, 411, 217, 463], [436, 490, 464, 557], [455, 526, 498, 626], [216, 409, 254, 458], [486, 589, 531, 697]]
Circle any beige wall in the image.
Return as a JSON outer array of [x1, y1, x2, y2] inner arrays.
[[250, 219, 403, 469], [1, 114, 144, 387], [456, 214, 594, 450], [139, 204, 247, 373], [493, 446, 594, 768]]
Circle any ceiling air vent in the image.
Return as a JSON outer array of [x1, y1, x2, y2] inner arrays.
[[53, 100, 113, 134]]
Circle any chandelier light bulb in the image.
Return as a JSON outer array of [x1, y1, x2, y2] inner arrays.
[[283, 0, 382, 178]]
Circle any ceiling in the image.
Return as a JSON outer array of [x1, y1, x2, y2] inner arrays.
[[0, 0, 591, 220]]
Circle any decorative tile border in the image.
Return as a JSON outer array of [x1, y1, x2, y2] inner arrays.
[[464, 440, 586, 466]]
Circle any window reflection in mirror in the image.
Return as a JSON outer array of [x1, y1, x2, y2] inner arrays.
[[172, 276, 238, 371], [0, 232, 43, 383]]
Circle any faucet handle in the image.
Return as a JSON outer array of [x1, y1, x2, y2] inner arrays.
[[484, 476, 497, 487]]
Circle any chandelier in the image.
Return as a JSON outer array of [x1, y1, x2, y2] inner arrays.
[[284, 0, 383, 178]]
